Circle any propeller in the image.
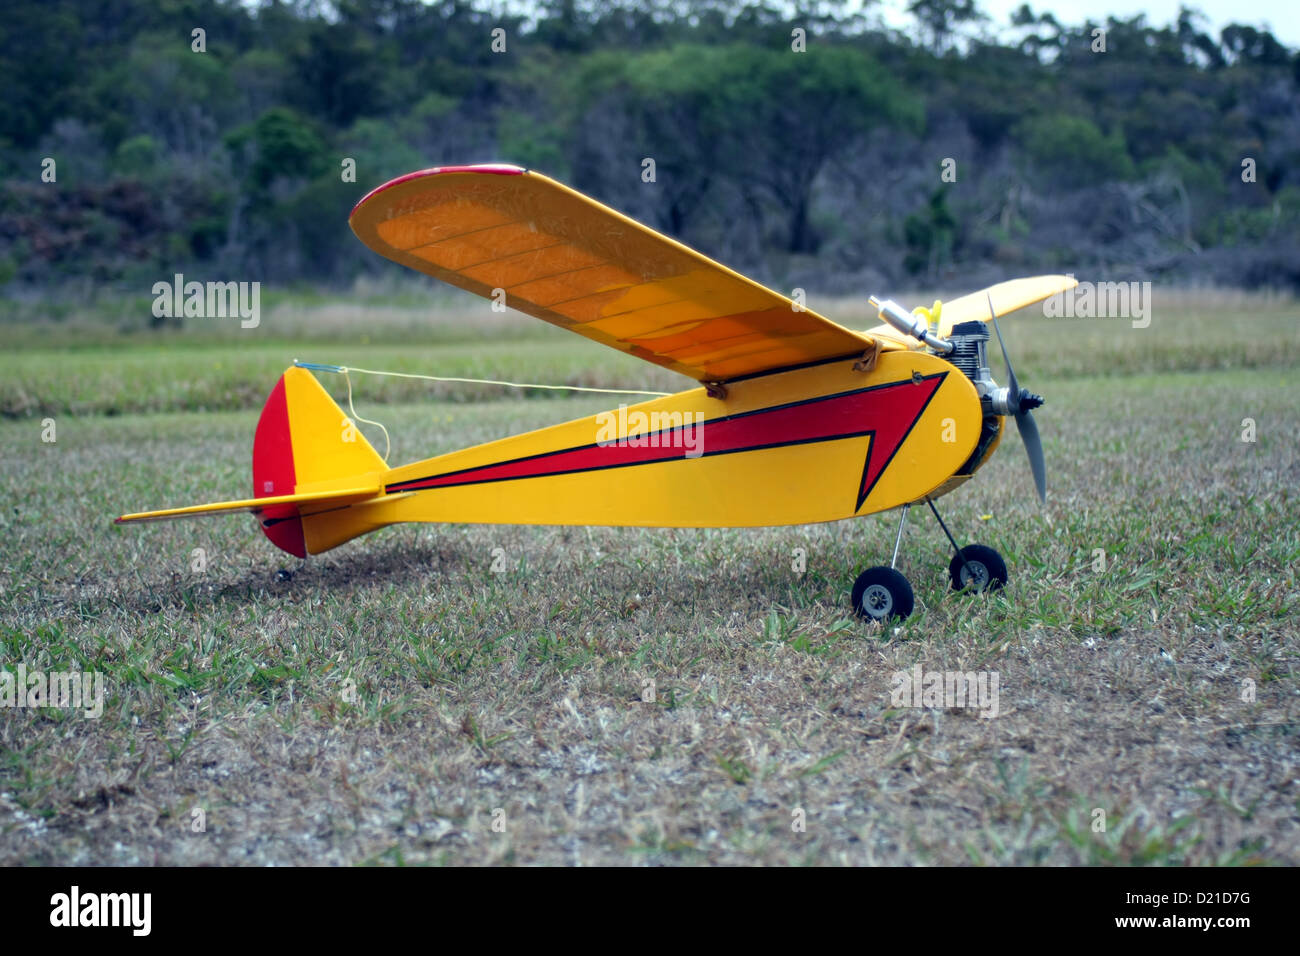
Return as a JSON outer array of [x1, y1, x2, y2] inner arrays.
[[987, 294, 1047, 504]]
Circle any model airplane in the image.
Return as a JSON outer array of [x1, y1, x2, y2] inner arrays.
[[117, 164, 1075, 621]]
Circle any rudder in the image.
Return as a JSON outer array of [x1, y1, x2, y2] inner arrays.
[[252, 367, 388, 557]]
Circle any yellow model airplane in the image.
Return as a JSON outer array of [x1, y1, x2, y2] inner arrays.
[[117, 164, 1075, 621]]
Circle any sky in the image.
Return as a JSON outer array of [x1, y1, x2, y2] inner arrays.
[[875, 0, 1300, 49]]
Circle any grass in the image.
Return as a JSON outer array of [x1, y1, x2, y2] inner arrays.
[[2, 286, 1297, 418], [0, 288, 1297, 865]]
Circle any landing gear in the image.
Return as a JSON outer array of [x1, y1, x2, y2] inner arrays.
[[948, 544, 1007, 593], [852, 566, 914, 621], [848, 498, 1010, 620], [851, 504, 915, 622]]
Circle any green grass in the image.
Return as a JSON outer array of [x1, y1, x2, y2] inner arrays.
[[3, 287, 1297, 418], [0, 339, 683, 417], [0, 291, 1297, 865]]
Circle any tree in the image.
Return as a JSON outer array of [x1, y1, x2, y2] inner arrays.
[[907, 0, 988, 53], [1220, 24, 1290, 67], [1016, 113, 1135, 187], [715, 45, 922, 253]]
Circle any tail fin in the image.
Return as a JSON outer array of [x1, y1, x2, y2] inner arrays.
[[117, 368, 393, 558], [252, 366, 389, 556]]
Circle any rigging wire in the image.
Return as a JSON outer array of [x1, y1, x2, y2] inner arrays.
[[293, 359, 673, 467]]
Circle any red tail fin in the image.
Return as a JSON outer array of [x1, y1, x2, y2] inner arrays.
[[252, 375, 306, 556], [251, 368, 388, 557]]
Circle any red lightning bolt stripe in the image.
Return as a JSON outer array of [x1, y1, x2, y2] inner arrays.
[[387, 373, 946, 513]]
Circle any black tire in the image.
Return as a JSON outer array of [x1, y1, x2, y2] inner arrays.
[[948, 544, 1008, 593], [851, 566, 914, 621]]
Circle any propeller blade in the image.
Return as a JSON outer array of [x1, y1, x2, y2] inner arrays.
[[988, 293, 1046, 502], [988, 295, 1020, 413], [1016, 409, 1047, 503]]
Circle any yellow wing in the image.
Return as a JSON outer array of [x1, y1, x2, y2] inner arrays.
[[864, 275, 1079, 345], [934, 274, 1078, 336], [349, 165, 875, 382]]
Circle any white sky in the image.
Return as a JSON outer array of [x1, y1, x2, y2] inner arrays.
[[875, 0, 1299, 49]]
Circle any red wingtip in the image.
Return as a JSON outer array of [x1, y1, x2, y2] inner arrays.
[[349, 163, 526, 218]]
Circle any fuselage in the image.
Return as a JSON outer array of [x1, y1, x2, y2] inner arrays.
[[296, 348, 988, 553]]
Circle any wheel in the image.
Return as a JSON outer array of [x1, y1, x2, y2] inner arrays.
[[851, 566, 914, 621], [948, 544, 1008, 593]]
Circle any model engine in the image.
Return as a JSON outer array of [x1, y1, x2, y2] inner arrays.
[[946, 320, 1044, 418]]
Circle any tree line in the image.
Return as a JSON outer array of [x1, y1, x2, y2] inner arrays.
[[1, 0, 1297, 300]]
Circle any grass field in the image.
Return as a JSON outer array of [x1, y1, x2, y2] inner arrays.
[[1, 289, 1298, 865]]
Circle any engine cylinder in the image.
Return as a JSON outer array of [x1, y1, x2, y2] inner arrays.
[[945, 320, 990, 384]]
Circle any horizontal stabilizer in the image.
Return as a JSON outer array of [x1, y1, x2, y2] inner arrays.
[[115, 486, 382, 524]]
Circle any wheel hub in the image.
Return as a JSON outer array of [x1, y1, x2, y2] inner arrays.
[[862, 583, 893, 618], [961, 560, 989, 591]]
